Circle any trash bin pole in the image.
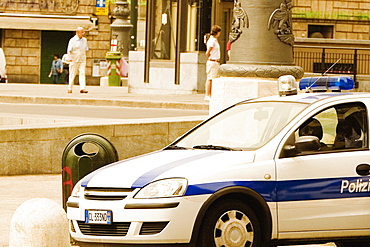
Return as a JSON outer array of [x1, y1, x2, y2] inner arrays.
[[105, 51, 122, 86]]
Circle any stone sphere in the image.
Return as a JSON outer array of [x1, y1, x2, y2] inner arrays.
[[9, 198, 70, 247]]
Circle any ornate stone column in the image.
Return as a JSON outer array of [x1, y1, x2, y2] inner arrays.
[[221, 0, 303, 77], [210, 0, 304, 115], [110, 0, 133, 60]]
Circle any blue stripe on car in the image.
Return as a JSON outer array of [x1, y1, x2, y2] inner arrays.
[[80, 153, 151, 187], [186, 180, 277, 202], [131, 152, 222, 188], [80, 151, 221, 187], [185, 176, 370, 202]]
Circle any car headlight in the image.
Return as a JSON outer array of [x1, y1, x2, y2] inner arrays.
[[71, 179, 83, 197], [134, 178, 188, 199]]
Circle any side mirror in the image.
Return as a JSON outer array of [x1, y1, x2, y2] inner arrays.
[[282, 136, 321, 157], [295, 136, 321, 152]]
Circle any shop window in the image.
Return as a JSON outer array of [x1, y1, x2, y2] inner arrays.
[[308, 25, 333, 38], [138, 0, 146, 19], [150, 0, 177, 60], [149, 0, 200, 60], [144, 0, 207, 83], [186, 0, 198, 51]]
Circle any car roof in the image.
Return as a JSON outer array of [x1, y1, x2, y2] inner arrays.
[[246, 92, 370, 105]]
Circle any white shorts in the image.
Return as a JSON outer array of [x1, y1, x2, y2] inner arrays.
[[206, 60, 220, 80]]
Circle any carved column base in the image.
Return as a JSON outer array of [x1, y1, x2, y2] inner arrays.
[[219, 64, 304, 79], [210, 76, 285, 116]]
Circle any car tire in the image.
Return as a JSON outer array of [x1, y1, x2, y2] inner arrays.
[[335, 241, 370, 247], [197, 199, 261, 247]]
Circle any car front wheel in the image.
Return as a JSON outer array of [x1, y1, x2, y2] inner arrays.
[[198, 199, 261, 247], [335, 241, 370, 247]]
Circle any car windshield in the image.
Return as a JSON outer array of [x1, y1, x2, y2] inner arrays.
[[171, 101, 307, 151]]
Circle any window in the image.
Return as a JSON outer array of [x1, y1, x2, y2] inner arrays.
[[144, 0, 209, 83], [308, 25, 334, 38], [150, 0, 177, 60], [292, 102, 367, 155], [149, 0, 200, 60], [175, 102, 306, 151]]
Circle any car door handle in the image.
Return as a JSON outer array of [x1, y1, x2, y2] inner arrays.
[[356, 164, 370, 176]]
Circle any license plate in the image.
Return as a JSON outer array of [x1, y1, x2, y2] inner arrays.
[[85, 210, 112, 224]]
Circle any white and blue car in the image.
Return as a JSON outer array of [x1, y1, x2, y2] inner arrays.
[[67, 77, 370, 247]]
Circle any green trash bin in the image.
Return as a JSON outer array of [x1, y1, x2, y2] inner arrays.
[[105, 51, 122, 86], [62, 133, 119, 210]]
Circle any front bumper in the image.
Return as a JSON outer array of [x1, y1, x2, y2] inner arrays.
[[67, 194, 210, 244]]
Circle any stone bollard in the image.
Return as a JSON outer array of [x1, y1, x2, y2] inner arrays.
[[9, 198, 70, 247]]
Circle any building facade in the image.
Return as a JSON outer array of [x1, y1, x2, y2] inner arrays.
[[293, 0, 370, 42], [129, 0, 370, 94], [0, 0, 112, 84], [1, 0, 370, 87], [292, 0, 370, 91]]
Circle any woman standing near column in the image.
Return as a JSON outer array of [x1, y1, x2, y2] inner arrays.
[[205, 25, 221, 101]]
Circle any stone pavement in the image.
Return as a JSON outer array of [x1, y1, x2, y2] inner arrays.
[[0, 174, 62, 247], [0, 174, 336, 247], [0, 83, 208, 110]]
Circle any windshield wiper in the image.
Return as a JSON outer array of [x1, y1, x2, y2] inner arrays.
[[192, 145, 236, 151], [166, 145, 189, 150]]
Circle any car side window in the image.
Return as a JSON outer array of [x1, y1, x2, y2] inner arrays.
[[332, 103, 367, 150], [281, 102, 368, 157]]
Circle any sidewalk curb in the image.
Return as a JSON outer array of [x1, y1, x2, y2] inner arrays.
[[0, 95, 209, 110]]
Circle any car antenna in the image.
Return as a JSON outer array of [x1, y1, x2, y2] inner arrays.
[[305, 58, 341, 93]]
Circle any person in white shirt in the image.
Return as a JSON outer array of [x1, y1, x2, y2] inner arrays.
[[67, 27, 89, 93], [205, 25, 221, 101]]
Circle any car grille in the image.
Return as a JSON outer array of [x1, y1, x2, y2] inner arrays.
[[77, 221, 130, 236], [140, 222, 169, 235], [84, 187, 135, 200]]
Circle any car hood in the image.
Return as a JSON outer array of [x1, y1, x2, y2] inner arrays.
[[81, 150, 255, 188]]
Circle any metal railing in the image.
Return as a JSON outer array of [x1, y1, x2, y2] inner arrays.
[[294, 45, 370, 82]]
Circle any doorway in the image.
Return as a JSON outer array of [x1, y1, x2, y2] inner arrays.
[[40, 31, 73, 84], [219, 1, 233, 63]]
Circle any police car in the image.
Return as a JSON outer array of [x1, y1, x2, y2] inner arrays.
[[67, 76, 370, 247]]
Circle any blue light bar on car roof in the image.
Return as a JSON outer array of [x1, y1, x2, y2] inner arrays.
[[299, 76, 355, 92]]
